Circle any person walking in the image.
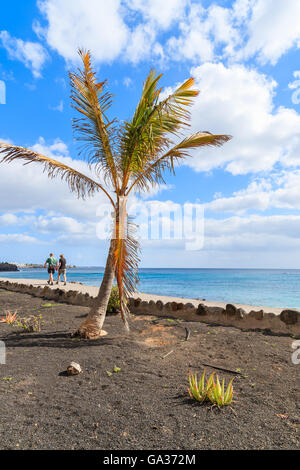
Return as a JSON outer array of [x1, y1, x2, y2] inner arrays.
[[57, 254, 67, 286], [44, 253, 57, 285]]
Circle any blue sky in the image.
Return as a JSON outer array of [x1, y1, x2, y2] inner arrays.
[[1, 0, 300, 268]]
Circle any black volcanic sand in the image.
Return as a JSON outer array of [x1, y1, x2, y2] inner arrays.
[[0, 288, 299, 450]]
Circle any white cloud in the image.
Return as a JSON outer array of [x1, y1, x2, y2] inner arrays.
[[205, 214, 300, 251], [19, 0, 300, 71], [0, 137, 111, 221], [206, 169, 300, 214], [240, 0, 300, 65], [36, 0, 129, 64], [125, 23, 159, 64], [167, 4, 214, 63], [181, 62, 300, 175], [0, 214, 19, 226], [0, 213, 35, 227], [50, 100, 64, 112], [0, 234, 40, 244], [34, 215, 87, 234], [0, 31, 48, 78], [123, 77, 133, 88], [126, 0, 188, 29], [206, 181, 271, 214]]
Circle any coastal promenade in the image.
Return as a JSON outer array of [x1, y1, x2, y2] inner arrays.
[[0, 277, 283, 315]]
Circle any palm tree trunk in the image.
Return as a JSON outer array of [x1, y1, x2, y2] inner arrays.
[[75, 238, 115, 339]]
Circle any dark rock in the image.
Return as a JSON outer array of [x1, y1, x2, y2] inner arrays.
[[184, 303, 195, 310], [254, 310, 264, 320], [128, 297, 135, 307], [156, 300, 163, 310], [236, 308, 246, 319], [207, 306, 226, 316], [226, 304, 237, 316], [265, 312, 276, 319], [0, 262, 19, 272], [196, 304, 209, 316], [134, 298, 142, 308], [280, 309, 300, 325]]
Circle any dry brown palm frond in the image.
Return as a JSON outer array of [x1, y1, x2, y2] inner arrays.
[[0, 142, 115, 206], [113, 214, 140, 330], [70, 49, 119, 190]]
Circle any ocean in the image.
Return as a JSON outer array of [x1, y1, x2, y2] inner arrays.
[[1, 267, 300, 309]]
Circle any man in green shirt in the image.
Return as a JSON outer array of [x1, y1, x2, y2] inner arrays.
[[44, 253, 57, 285]]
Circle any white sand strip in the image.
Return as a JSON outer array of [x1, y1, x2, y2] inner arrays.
[[0, 277, 284, 315]]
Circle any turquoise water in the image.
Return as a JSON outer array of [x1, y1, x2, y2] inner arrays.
[[1, 267, 300, 309]]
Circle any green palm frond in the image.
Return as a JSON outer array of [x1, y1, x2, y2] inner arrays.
[[127, 132, 232, 193], [0, 143, 115, 205], [70, 49, 119, 190], [119, 70, 199, 190]]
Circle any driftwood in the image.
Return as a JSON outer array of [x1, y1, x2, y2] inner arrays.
[[185, 327, 191, 341], [190, 363, 244, 376]]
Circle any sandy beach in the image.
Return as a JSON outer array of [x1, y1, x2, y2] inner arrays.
[[0, 277, 283, 315]]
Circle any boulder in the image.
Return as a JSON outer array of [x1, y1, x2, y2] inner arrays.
[[184, 303, 195, 310], [128, 297, 135, 307], [164, 302, 172, 311], [196, 304, 209, 316], [225, 304, 245, 319], [140, 301, 149, 311], [280, 309, 300, 325], [225, 304, 237, 316], [176, 303, 185, 310], [236, 308, 246, 319], [207, 306, 226, 316], [134, 298, 142, 308]]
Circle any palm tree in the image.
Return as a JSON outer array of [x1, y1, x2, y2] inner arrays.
[[0, 50, 231, 339]]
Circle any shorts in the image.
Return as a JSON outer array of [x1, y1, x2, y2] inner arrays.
[[48, 266, 55, 274], [59, 268, 66, 275]]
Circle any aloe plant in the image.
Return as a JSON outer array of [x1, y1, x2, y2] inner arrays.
[[208, 374, 234, 406], [188, 370, 234, 407], [188, 370, 213, 403], [0, 310, 17, 324]]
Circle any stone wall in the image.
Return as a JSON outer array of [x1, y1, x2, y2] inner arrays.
[[0, 280, 94, 307], [0, 280, 299, 336]]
